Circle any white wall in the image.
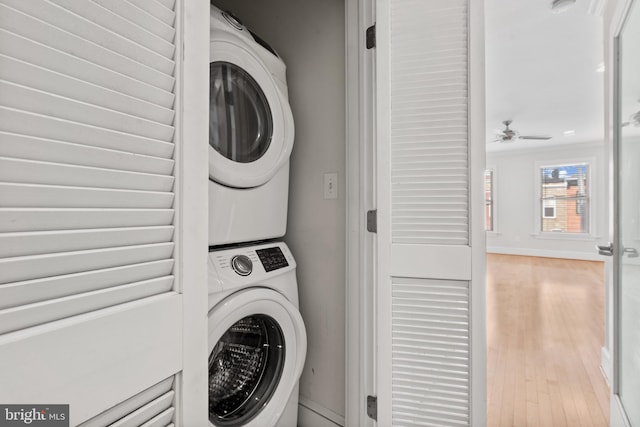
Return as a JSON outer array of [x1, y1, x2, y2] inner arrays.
[[212, 0, 347, 424], [487, 142, 607, 260]]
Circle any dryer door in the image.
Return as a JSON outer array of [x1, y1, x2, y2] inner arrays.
[[209, 41, 294, 189], [208, 288, 306, 427]]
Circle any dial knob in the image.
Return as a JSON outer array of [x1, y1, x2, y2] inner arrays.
[[231, 255, 252, 276]]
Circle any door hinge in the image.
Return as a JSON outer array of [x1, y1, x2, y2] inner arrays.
[[366, 24, 376, 49], [367, 210, 377, 233], [367, 395, 377, 421]]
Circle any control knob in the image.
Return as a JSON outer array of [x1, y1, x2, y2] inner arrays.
[[231, 255, 252, 276]]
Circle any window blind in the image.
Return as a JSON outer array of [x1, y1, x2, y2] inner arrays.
[[540, 164, 589, 233]]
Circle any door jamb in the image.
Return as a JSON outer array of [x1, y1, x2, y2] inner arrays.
[[345, 0, 376, 425]]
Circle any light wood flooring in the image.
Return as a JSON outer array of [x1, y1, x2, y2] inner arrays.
[[487, 255, 610, 427]]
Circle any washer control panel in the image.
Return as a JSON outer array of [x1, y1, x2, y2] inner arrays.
[[256, 247, 289, 272], [209, 242, 295, 289]]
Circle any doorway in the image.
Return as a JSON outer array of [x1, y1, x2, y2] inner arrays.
[[484, 0, 610, 425]]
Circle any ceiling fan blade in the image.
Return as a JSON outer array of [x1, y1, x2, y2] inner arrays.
[[519, 135, 552, 140]]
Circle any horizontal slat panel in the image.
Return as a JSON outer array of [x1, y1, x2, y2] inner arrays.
[[127, 0, 176, 26], [79, 377, 174, 427], [0, 183, 174, 209], [0, 132, 174, 175], [0, 29, 175, 108], [0, 209, 173, 232], [92, 0, 176, 42], [0, 276, 173, 334], [0, 242, 174, 284], [0, 81, 174, 141], [0, 157, 174, 192], [140, 408, 175, 427], [392, 277, 470, 425], [0, 107, 174, 158], [0, 0, 175, 75], [0, 295, 182, 425], [155, 0, 175, 10], [49, 0, 175, 58], [0, 55, 174, 125], [110, 391, 175, 427], [0, 259, 174, 309], [0, 226, 174, 258], [0, 4, 175, 91]]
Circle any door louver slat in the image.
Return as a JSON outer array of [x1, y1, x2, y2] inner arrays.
[[0, 4, 175, 91], [91, 0, 176, 42], [48, 0, 175, 58], [79, 378, 175, 427], [0, 81, 175, 141], [0, 243, 174, 284], [0, 132, 174, 175], [0, 226, 174, 258], [0, 157, 174, 191], [109, 391, 176, 427], [0, 277, 174, 335], [390, 0, 468, 246], [392, 278, 470, 426], [0, 0, 175, 74], [0, 209, 174, 233], [0, 108, 174, 158], [0, 55, 175, 125], [0, 260, 174, 310]]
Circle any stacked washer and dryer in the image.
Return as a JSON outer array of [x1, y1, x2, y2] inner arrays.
[[207, 5, 306, 427]]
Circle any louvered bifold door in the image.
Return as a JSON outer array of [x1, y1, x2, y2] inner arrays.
[[0, 0, 183, 424], [374, 0, 485, 425]]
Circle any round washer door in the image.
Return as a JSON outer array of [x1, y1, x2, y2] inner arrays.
[[209, 41, 294, 189], [208, 288, 306, 427]]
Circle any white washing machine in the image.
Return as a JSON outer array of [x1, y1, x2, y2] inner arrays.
[[208, 241, 306, 427], [209, 5, 295, 246]]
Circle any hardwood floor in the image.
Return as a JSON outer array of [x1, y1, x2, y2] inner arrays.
[[486, 254, 610, 427]]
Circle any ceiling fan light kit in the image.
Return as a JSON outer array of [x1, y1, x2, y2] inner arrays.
[[550, 0, 577, 13]]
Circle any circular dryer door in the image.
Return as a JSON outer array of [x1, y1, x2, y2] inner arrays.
[[209, 41, 294, 189], [208, 288, 306, 427]]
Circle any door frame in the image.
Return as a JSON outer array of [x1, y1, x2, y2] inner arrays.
[[606, 0, 636, 425], [345, 0, 487, 425]]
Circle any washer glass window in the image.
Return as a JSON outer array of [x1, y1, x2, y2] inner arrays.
[[210, 62, 274, 163], [209, 314, 285, 426]]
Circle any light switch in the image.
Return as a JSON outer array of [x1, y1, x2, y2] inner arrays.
[[324, 173, 338, 199]]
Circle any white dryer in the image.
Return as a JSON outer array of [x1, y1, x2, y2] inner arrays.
[[208, 241, 306, 427], [209, 5, 295, 246]]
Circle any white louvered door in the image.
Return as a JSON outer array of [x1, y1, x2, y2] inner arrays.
[[0, 0, 209, 425], [374, 0, 486, 425]]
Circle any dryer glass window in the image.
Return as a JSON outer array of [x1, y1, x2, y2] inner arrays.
[[210, 62, 274, 163], [209, 314, 285, 426]]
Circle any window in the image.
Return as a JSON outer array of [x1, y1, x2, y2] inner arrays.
[[484, 169, 494, 231], [540, 164, 589, 233]]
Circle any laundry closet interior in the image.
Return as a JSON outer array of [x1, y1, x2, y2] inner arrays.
[[210, 0, 348, 425]]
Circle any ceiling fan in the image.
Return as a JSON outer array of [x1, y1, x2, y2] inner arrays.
[[492, 120, 552, 143]]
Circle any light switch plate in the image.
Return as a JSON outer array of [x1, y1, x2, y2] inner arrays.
[[324, 173, 338, 199]]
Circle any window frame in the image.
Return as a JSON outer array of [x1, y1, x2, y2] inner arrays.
[[484, 168, 497, 233], [535, 158, 594, 238]]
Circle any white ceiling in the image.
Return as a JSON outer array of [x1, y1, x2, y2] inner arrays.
[[485, 0, 605, 151]]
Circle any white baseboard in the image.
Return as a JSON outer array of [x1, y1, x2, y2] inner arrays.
[[487, 246, 603, 261], [601, 346, 612, 385], [610, 395, 631, 427], [298, 397, 345, 427]]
